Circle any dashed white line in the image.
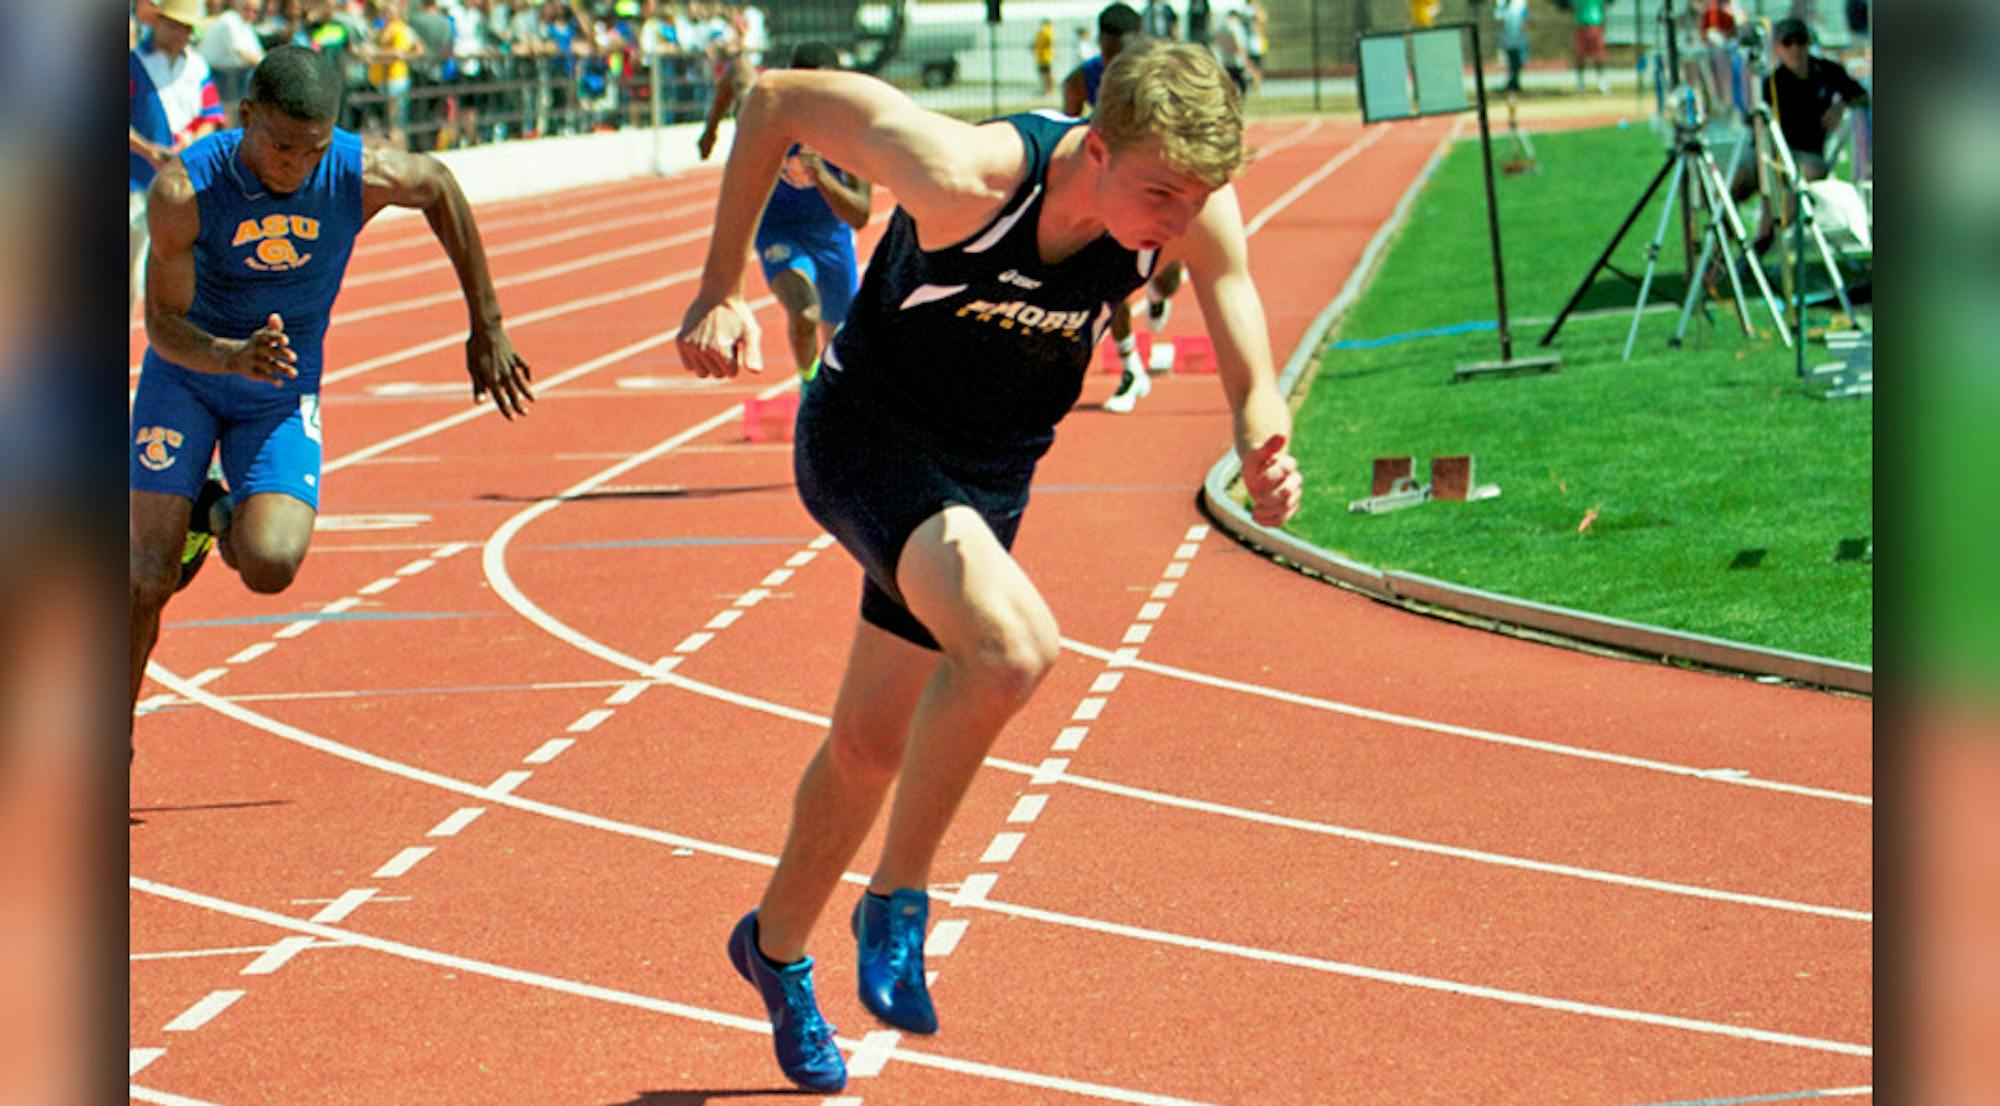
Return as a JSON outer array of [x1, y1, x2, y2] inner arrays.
[[274, 619, 317, 639], [486, 770, 533, 796], [395, 557, 437, 576], [227, 642, 276, 665], [1088, 673, 1124, 694], [357, 576, 400, 595], [704, 609, 744, 630], [1006, 795, 1048, 824], [164, 989, 244, 1032], [428, 807, 485, 837], [1173, 543, 1201, 560], [1150, 583, 1178, 599], [784, 551, 816, 568], [605, 680, 652, 705], [955, 873, 1000, 905], [309, 889, 377, 924], [847, 1030, 903, 1078], [567, 709, 614, 733], [240, 935, 316, 975], [980, 832, 1026, 863], [759, 568, 794, 587], [1120, 624, 1153, 645], [673, 631, 715, 654], [525, 738, 576, 764], [926, 918, 971, 957], [1136, 602, 1167, 622], [1163, 561, 1189, 579], [373, 847, 435, 879], [130, 1048, 166, 1075], [733, 587, 771, 607], [1031, 757, 1069, 785], [183, 668, 227, 689], [1071, 698, 1106, 721], [1052, 726, 1089, 752]]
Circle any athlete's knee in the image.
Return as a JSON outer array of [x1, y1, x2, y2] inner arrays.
[[826, 724, 903, 788], [955, 613, 1059, 710], [130, 549, 180, 614], [234, 542, 308, 593]]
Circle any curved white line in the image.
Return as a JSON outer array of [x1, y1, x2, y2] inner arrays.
[[133, 876, 1227, 1106], [1061, 638, 1872, 806]]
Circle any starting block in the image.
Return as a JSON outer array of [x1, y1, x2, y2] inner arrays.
[[1348, 454, 1500, 514], [1098, 334, 1217, 374], [1809, 330, 1872, 400], [742, 392, 799, 442]]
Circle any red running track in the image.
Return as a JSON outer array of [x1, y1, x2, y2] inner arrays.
[[130, 114, 1871, 1106]]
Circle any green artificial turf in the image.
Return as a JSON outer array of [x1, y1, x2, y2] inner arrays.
[[1284, 122, 1873, 665]]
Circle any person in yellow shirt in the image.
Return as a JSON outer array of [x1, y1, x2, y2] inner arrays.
[[1033, 19, 1056, 95], [1410, 0, 1440, 27], [366, 0, 425, 142]]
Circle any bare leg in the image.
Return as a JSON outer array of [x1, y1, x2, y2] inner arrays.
[[769, 268, 823, 375], [225, 491, 317, 595], [753, 620, 937, 963], [872, 506, 1060, 894], [129, 490, 195, 714]]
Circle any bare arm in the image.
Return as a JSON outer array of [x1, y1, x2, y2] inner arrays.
[[804, 153, 873, 230], [362, 140, 534, 417], [676, 69, 1020, 378], [696, 52, 757, 159], [130, 126, 172, 168], [143, 161, 298, 384], [1172, 186, 1302, 526], [1061, 67, 1088, 116]]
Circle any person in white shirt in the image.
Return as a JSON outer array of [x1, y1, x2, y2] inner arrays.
[[197, 0, 266, 113]]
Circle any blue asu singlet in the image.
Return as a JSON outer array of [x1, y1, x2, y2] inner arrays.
[[818, 110, 1158, 463], [140, 126, 366, 396]]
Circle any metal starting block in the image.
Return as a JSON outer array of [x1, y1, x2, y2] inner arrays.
[[1349, 455, 1501, 514], [1809, 330, 1873, 400]]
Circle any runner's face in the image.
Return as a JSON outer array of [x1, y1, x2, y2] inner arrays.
[[240, 105, 336, 195], [1092, 135, 1212, 253]]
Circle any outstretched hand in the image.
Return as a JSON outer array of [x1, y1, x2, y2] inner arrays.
[[696, 124, 719, 161], [677, 295, 763, 378], [1242, 433, 1302, 527], [466, 325, 534, 419], [225, 313, 297, 386]]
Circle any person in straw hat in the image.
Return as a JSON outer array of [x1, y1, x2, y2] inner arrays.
[[130, 0, 228, 316]]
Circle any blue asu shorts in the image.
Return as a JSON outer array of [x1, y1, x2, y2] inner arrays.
[[756, 223, 859, 325], [793, 377, 1035, 652], [129, 358, 324, 510]]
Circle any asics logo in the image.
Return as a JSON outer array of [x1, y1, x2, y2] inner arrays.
[[998, 269, 1043, 290]]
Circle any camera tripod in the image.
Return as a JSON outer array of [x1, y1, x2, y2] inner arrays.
[[1538, 101, 1791, 360]]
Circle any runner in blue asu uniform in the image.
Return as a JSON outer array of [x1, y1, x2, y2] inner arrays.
[[677, 41, 1303, 1092], [697, 41, 872, 376], [130, 46, 535, 726]]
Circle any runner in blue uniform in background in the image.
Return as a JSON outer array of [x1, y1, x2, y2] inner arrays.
[[677, 41, 1302, 1092], [697, 41, 872, 376], [130, 46, 535, 729]]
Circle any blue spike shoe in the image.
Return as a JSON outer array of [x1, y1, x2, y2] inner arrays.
[[727, 911, 847, 1092], [850, 889, 939, 1034]]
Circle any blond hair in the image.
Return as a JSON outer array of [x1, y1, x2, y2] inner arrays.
[[1091, 40, 1245, 187]]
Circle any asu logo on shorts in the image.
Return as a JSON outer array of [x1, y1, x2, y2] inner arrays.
[[135, 426, 185, 472], [233, 213, 320, 272]]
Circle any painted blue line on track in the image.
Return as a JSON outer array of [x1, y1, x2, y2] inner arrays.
[[1615, 1088, 1867, 1106], [1330, 320, 1496, 349]]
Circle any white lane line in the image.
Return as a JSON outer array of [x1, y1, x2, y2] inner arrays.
[[926, 919, 971, 958], [1089, 673, 1124, 694], [1052, 726, 1089, 752], [1007, 795, 1048, 824], [1172, 543, 1201, 560], [760, 568, 794, 587], [357, 576, 400, 596], [373, 847, 435, 879], [983, 756, 1869, 923], [309, 888, 377, 924], [146, 670, 1868, 1053], [132, 877, 1229, 1106], [846, 1030, 902, 1078], [705, 609, 744, 630], [1162, 561, 1188, 579], [130, 1048, 166, 1075], [240, 935, 317, 975], [131, 1083, 230, 1106], [1120, 624, 1152, 645], [1184, 524, 1211, 541], [673, 631, 715, 654], [1057, 637, 1871, 807], [1071, 698, 1106, 721], [567, 709, 615, 733], [183, 668, 227, 689], [395, 557, 437, 576], [227, 642, 275, 665], [980, 832, 1027, 864], [1150, 583, 1178, 599], [734, 587, 772, 608], [1031, 758, 1069, 785], [272, 619, 318, 640], [785, 550, 817, 567], [1136, 602, 1167, 622], [1243, 125, 1392, 237], [428, 807, 485, 837], [525, 738, 576, 764], [487, 770, 533, 796], [605, 680, 652, 705], [150, 665, 1865, 921], [163, 989, 244, 1032], [132, 940, 348, 963], [956, 873, 1000, 905]]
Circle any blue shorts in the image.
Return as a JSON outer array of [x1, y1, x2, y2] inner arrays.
[[793, 377, 1034, 651], [130, 358, 323, 509], [755, 224, 858, 325]]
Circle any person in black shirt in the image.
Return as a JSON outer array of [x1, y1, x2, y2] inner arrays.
[[1732, 17, 1869, 251]]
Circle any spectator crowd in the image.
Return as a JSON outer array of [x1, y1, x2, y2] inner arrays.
[[130, 0, 774, 151]]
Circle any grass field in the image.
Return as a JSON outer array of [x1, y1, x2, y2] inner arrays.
[[1285, 122, 1873, 665]]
